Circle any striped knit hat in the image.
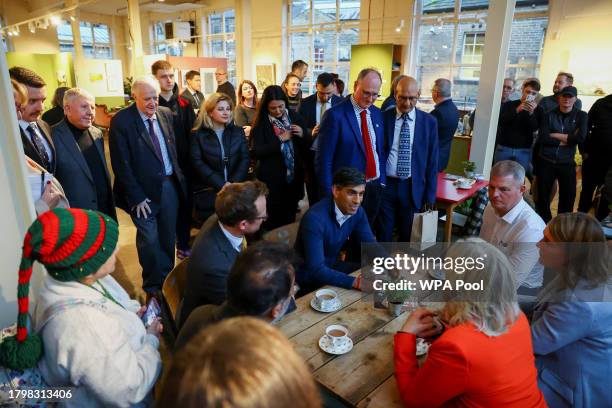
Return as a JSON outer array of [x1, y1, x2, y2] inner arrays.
[[0, 208, 119, 370]]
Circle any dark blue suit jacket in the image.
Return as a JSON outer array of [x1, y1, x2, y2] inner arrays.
[[315, 98, 386, 195], [429, 98, 459, 171], [298, 94, 343, 131], [382, 108, 439, 208]]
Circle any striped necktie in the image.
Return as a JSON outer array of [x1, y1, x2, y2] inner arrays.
[[396, 113, 412, 178], [27, 123, 52, 172]]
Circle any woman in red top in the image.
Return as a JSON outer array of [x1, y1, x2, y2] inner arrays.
[[394, 238, 547, 407]]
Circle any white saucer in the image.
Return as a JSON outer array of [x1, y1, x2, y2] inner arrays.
[[310, 297, 342, 313], [427, 268, 445, 280], [319, 335, 354, 355], [416, 339, 430, 356]]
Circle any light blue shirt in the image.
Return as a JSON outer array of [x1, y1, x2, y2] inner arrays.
[[386, 107, 416, 179], [19, 120, 54, 164], [214, 128, 228, 182], [349, 96, 380, 181], [334, 202, 352, 227], [138, 110, 173, 176], [218, 222, 243, 253]]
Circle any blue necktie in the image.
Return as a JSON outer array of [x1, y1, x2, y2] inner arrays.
[[27, 123, 52, 172], [396, 113, 412, 178]]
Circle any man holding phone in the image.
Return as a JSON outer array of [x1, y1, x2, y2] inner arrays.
[[494, 78, 543, 176]]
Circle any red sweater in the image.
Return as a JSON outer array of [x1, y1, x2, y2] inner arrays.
[[394, 313, 547, 408]]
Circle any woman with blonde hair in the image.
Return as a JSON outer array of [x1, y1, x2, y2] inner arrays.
[[190, 92, 249, 225], [11, 79, 68, 213], [394, 238, 546, 407], [234, 79, 258, 137], [532, 212, 612, 408], [281, 73, 302, 112], [157, 317, 321, 408]]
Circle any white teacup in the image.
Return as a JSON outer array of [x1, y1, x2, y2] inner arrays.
[[458, 179, 473, 189], [314, 288, 338, 310], [325, 324, 349, 349]]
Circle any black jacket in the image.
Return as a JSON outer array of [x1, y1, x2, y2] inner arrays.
[[180, 88, 205, 112], [430, 98, 459, 171], [109, 104, 187, 212], [180, 222, 238, 326], [298, 93, 343, 134], [52, 120, 117, 220], [251, 110, 310, 204], [584, 94, 612, 159], [19, 119, 56, 173], [538, 106, 587, 165], [190, 124, 249, 193], [496, 100, 542, 149]]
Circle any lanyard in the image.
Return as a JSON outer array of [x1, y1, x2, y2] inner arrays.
[[81, 280, 125, 310]]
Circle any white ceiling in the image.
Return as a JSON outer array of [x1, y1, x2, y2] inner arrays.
[[79, 0, 206, 16]]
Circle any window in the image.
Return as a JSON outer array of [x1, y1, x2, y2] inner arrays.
[[152, 21, 184, 56], [207, 10, 236, 86], [57, 20, 113, 59], [414, 0, 548, 109], [288, 0, 360, 95]]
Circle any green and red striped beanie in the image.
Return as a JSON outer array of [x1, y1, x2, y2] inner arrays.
[[0, 208, 119, 370]]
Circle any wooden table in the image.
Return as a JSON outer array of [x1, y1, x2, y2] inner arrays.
[[435, 172, 488, 242], [277, 284, 410, 407]]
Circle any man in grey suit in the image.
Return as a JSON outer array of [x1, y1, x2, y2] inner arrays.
[[179, 180, 269, 326], [52, 88, 116, 220], [110, 77, 187, 300]]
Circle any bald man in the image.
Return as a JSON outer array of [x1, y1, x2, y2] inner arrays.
[[379, 76, 439, 242], [109, 77, 187, 300]]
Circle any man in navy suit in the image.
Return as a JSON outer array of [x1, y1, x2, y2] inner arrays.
[[109, 77, 187, 300], [379, 76, 439, 242], [299, 72, 343, 205], [430, 78, 459, 172], [52, 88, 116, 220], [316, 68, 386, 227]]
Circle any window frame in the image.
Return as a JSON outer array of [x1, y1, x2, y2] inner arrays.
[[206, 9, 236, 86], [57, 20, 113, 59]]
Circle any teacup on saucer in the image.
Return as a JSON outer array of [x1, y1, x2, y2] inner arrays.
[[319, 324, 353, 354], [311, 288, 341, 312]]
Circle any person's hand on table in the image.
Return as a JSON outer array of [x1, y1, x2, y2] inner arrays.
[[400, 308, 441, 338]]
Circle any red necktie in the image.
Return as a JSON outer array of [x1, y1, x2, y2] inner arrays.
[[360, 109, 376, 179]]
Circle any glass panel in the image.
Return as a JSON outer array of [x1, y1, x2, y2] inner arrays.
[[505, 66, 539, 90], [515, 0, 548, 12], [454, 22, 485, 62], [415, 65, 452, 108], [339, 0, 360, 20], [83, 45, 94, 58], [224, 9, 235, 33], [313, 29, 336, 65], [336, 64, 351, 95], [95, 46, 112, 59], [210, 39, 225, 57], [57, 21, 73, 43], [93, 24, 110, 44], [460, 0, 488, 11], [79, 22, 93, 45], [209, 13, 223, 35], [452, 67, 480, 110], [507, 17, 547, 65], [155, 43, 167, 54], [417, 23, 453, 64], [313, 0, 336, 24], [422, 0, 455, 14], [291, 0, 311, 25], [300, 76, 312, 96], [461, 33, 485, 64], [155, 22, 165, 40], [290, 32, 311, 63], [338, 27, 358, 61], [59, 43, 74, 53]]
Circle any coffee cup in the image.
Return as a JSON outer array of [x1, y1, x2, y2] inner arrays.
[[315, 288, 338, 310], [457, 178, 472, 189], [325, 324, 349, 349]]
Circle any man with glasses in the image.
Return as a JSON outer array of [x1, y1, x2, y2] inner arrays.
[[299, 72, 344, 205], [215, 66, 236, 106], [180, 180, 269, 325], [316, 68, 386, 227], [430, 78, 459, 171], [379, 76, 439, 242], [176, 241, 299, 348]]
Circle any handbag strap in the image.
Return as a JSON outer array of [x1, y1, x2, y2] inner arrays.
[[35, 299, 110, 334]]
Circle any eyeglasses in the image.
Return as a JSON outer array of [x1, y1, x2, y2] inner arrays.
[[503, 86, 513, 90], [361, 91, 380, 99]]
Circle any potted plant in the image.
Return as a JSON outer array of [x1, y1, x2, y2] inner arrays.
[[462, 160, 476, 178], [385, 282, 413, 317]]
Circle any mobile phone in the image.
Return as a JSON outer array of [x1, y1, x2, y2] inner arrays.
[[142, 297, 161, 327], [525, 94, 536, 103]]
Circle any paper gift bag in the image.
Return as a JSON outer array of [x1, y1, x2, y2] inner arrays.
[[410, 211, 438, 250]]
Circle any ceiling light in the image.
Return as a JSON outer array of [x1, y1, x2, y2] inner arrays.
[[28, 22, 36, 33], [70, 15, 76, 22], [50, 15, 61, 26]]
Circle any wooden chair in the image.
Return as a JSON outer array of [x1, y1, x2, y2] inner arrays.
[[161, 258, 189, 337], [262, 221, 300, 247]]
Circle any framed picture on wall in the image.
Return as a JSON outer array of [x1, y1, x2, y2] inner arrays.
[[255, 64, 276, 93]]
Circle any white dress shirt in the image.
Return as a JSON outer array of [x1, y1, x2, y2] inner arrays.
[[218, 222, 244, 253], [316, 99, 332, 125], [138, 110, 173, 176], [19, 120, 54, 163], [334, 202, 353, 227], [386, 107, 416, 178], [349, 96, 380, 181], [480, 199, 546, 288]]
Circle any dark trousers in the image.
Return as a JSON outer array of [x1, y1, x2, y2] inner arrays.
[[131, 178, 180, 293], [362, 180, 383, 229], [536, 161, 576, 222], [578, 157, 609, 214], [265, 201, 297, 231], [304, 150, 320, 205], [176, 182, 192, 250], [378, 177, 416, 242]]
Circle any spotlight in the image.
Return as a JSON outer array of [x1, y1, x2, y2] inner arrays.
[[28, 21, 36, 33], [50, 15, 61, 26], [70, 15, 77, 22]]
